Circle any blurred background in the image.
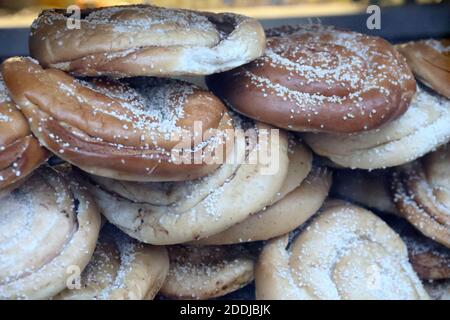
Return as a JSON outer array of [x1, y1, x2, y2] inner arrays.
[[0, 0, 448, 58]]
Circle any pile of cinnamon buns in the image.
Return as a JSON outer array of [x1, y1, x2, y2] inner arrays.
[[0, 4, 448, 300]]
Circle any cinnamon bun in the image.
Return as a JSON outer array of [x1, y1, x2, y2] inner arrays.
[[2, 57, 233, 182], [304, 88, 450, 169], [29, 5, 265, 77], [397, 39, 450, 98], [0, 168, 101, 299], [207, 24, 415, 133], [193, 145, 331, 245], [255, 201, 429, 300], [392, 144, 450, 248], [0, 75, 48, 193], [54, 224, 169, 300], [86, 122, 289, 245]]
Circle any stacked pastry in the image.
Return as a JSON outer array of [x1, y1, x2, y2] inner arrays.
[[0, 4, 448, 300], [208, 27, 449, 299], [314, 39, 450, 300]]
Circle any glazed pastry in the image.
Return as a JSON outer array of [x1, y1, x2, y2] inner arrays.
[[0, 75, 48, 193], [255, 201, 429, 300], [397, 39, 450, 98], [29, 5, 265, 77], [86, 122, 289, 245], [2, 57, 233, 181], [0, 168, 101, 299], [392, 144, 450, 248], [55, 225, 169, 300], [160, 245, 256, 299], [207, 24, 415, 133], [304, 88, 450, 169]]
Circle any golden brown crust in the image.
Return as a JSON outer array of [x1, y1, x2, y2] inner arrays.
[[1, 57, 233, 181], [207, 24, 416, 134], [29, 5, 265, 77], [397, 39, 450, 98], [0, 77, 48, 191]]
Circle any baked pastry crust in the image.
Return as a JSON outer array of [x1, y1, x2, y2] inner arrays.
[[54, 225, 169, 300], [255, 201, 429, 300], [87, 122, 289, 245], [29, 5, 265, 77], [193, 146, 331, 245], [304, 87, 450, 169], [0, 75, 48, 191], [207, 24, 415, 133], [392, 144, 450, 248], [0, 168, 101, 299], [397, 39, 450, 98], [1, 57, 233, 181]]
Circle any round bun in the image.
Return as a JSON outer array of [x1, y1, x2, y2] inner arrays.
[[207, 24, 416, 133], [55, 225, 169, 300], [1, 57, 233, 182], [255, 200, 429, 300], [304, 87, 450, 169], [86, 122, 289, 245], [397, 39, 450, 98], [392, 144, 450, 248], [29, 5, 265, 77], [160, 245, 255, 299], [0, 75, 48, 192], [0, 168, 101, 299]]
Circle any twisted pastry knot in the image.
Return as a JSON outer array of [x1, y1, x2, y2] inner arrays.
[[29, 5, 265, 77], [207, 24, 416, 133], [392, 144, 450, 248], [1, 57, 233, 182], [160, 245, 256, 299], [0, 76, 48, 192], [87, 122, 289, 245], [55, 225, 169, 300], [397, 39, 450, 98], [0, 168, 101, 299], [255, 201, 429, 300], [303, 87, 450, 169]]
